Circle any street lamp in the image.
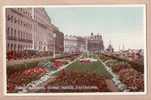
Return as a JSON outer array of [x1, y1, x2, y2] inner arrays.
[[53, 33, 56, 58], [86, 37, 89, 56]]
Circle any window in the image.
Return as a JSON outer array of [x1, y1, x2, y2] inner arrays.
[[7, 27, 10, 37], [7, 43, 9, 50], [18, 19, 20, 24], [20, 45, 22, 51], [7, 15, 10, 21], [14, 17, 17, 23], [26, 33, 28, 40], [21, 32, 22, 40], [11, 16, 13, 23], [11, 44, 13, 51], [18, 31, 20, 40], [11, 28, 13, 38], [24, 32, 26, 40], [20, 20, 22, 25], [14, 29, 16, 40], [22, 32, 24, 40], [18, 45, 20, 51], [14, 44, 16, 50]]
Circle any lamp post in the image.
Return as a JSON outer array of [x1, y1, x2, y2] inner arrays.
[[53, 33, 56, 58], [86, 37, 89, 57]]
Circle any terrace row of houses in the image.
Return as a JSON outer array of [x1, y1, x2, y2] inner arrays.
[[6, 8, 64, 55], [64, 33, 104, 54], [6, 8, 105, 57]]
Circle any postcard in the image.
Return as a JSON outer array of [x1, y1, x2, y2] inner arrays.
[[3, 5, 146, 95]]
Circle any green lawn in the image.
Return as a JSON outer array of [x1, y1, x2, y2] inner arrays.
[[65, 60, 112, 79]]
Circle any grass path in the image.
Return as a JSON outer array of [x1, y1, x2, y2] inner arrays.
[[65, 59, 112, 79]]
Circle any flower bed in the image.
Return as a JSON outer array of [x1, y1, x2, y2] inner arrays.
[[99, 54, 144, 92], [51, 55, 78, 69], [79, 58, 97, 64], [52, 60, 65, 69], [118, 68, 144, 91], [45, 70, 110, 92], [7, 60, 39, 76], [79, 59, 91, 64], [106, 62, 144, 91], [7, 66, 48, 93], [99, 54, 112, 62], [100, 56, 144, 91]]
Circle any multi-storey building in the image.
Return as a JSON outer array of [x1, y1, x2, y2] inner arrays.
[[64, 33, 104, 54], [64, 35, 78, 54], [6, 8, 61, 56], [6, 8, 33, 53], [32, 8, 54, 52], [87, 33, 104, 53], [76, 36, 86, 53]]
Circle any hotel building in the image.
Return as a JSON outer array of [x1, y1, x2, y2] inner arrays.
[[6, 8, 63, 55]]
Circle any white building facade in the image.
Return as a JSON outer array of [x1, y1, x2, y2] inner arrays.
[[6, 8, 56, 54], [64, 35, 78, 54], [32, 8, 54, 52]]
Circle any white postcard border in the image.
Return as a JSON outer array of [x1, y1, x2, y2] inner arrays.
[[2, 4, 147, 96]]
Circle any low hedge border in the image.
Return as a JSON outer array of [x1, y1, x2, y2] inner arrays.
[[7, 58, 52, 76]]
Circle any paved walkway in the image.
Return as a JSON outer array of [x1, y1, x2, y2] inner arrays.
[[95, 57, 129, 91], [105, 79, 119, 92], [98, 58, 129, 92]]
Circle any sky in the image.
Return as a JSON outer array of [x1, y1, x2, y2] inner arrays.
[[45, 6, 145, 51]]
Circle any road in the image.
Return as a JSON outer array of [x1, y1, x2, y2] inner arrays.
[[7, 56, 52, 66]]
